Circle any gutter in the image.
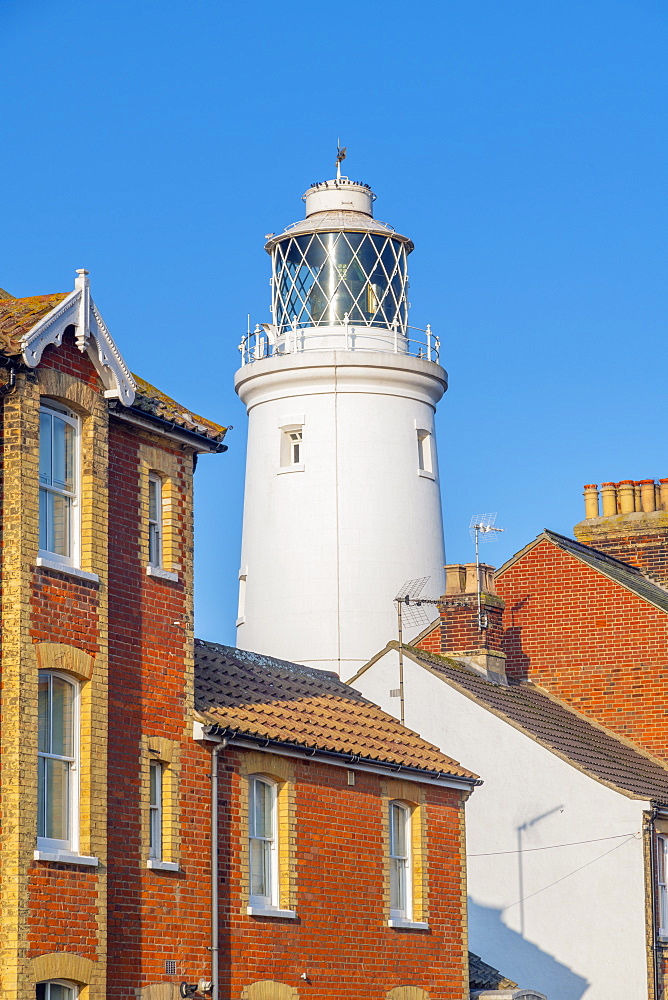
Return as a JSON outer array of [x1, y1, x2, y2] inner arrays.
[[195, 721, 481, 791], [108, 401, 228, 453]]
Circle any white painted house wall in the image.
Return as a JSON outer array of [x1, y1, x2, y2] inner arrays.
[[351, 649, 650, 1000]]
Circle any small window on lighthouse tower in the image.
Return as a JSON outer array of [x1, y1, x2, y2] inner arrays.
[[417, 429, 434, 477], [279, 426, 304, 471]]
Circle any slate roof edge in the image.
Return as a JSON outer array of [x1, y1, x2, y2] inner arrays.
[[194, 716, 482, 789], [394, 645, 668, 804]]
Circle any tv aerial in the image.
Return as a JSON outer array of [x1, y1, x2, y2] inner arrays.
[[469, 513, 504, 630], [392, 577, 441, 725]]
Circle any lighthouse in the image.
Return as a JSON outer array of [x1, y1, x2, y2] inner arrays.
[[235, 163, 447, 676]]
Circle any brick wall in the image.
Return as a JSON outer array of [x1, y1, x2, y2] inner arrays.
[[495, 537, 668, 763], [220, 748, 469, 1000]]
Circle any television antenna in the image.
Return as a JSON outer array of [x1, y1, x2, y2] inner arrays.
[[469, 513, 504, 631], [393, 578, 441, 725]]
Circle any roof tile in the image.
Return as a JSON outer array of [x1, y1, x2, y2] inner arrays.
[[194, 640, 478, 781], [0, 292, 69, 356]]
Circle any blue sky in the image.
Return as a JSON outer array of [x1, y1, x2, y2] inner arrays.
[[2, 0, 666, 644]]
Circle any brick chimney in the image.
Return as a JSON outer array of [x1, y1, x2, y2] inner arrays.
[[417, 563, 507, 684], [574, 479, 668, 585]]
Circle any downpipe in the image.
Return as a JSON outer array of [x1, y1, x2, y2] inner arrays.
[[210, 739, 227, 1000]]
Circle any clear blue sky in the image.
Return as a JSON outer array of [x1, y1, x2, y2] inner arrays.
[[2, 0, 666, 644]]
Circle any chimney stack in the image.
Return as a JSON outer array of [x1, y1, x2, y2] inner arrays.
[[574, 478, 668, 585], [417, 563, 507, 684]]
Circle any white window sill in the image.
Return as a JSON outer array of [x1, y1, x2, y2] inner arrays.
[[236, 616, 245, 626], [388, 918, 430, 931], [34, 849, 99, 867], [247, 905, 297, 920], [277, 464, 304, 475], [146, 565, 179, 583], [147, 858, 180, 872], [36, 556, 99, 584], [418, 469, 436, 481]]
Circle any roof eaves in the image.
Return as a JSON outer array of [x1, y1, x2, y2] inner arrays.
[[196, 717, 482, 788]]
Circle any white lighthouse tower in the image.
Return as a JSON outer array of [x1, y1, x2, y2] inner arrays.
[[235, 163, 447, 676]]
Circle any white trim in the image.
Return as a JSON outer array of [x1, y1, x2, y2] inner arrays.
[[33, 849, 98, 867], [248, 774, 279, 910], [198, 730, 474, 791], [277, 463, 304, 475], [37, 671, 80, 855], [147, 858, 180, 872], [39, 402, 80, 568], [36, 557, 99, 584], [246, 906, 297, 919], [21, 271, 136, 405], [387, 919, 429, 930], [146, 565, 179, 583], [389, 799, 412, 922]]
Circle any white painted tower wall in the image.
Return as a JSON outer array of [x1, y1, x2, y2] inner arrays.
[[235, 176, 447, 674]]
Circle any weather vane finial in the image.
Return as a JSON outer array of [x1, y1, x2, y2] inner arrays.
[[335, 141, 347, 180]]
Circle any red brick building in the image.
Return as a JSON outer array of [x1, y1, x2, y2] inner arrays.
[[405, 481, 668, 998], [0, 274, 488, 1000]]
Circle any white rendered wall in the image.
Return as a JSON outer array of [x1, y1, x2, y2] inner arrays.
[[235, 350, 447, 674], [352, 650, 650, 1000]]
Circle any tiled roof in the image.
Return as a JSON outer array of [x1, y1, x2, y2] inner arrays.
[[131, 374, 227, 443], [499, 529, 668, 616], [403, 646, 668, 803], [0, 292, 69, 356], [469, 952, 518, 990], [194, 641, 478, 782]]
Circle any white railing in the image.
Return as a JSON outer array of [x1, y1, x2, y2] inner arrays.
[[238, 319, 440, 366]]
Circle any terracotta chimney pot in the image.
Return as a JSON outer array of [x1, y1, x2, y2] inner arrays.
[[583, 484, 600, 519], [618, 481, 636, 514], [600, 482, 617, 517]]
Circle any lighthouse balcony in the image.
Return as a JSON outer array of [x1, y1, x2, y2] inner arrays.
[[238, 321, 440, 366]]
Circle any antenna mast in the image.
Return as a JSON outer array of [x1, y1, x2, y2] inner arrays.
[[469, 514, 504, 631], [393, 578, 440, 725]]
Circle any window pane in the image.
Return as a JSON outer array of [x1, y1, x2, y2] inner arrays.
[[38, 676, 50, 754], [391, 803, 406, 857], [148, 523, 161, 566], [39, 412, 52, 485], [49, 985, 75, 1000], [47, 492, 71, 557], [52, 416, 75, 492], [43, 757, 70, 841], [50, 677, 74, 757], [250, 837, 271, 898], [390, 857, 405, 912], [36, 984, 46, 1000], [149, 761, 159, 807], [252, 780, 272, 838], [39, 488, 49, 550], [148, 478, 157, 521], [37, 755, 47, 837]]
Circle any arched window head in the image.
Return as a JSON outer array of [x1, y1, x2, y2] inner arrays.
[[38, 672, 79, 851], [248, 776, 278, 908], [389, 800, 412, 921]]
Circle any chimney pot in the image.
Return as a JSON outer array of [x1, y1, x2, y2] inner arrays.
[[583, 484, 600, 519], [639, 480, 657, 513], [618, 481, 636, 514], [600, 482, 617, 516]]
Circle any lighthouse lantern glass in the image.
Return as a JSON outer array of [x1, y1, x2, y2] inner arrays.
[[273, 232, 408, 333]]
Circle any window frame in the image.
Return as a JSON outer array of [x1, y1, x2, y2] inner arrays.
[[148, 758, 163, 860], [37, 671, 80, 855], [248, 775, 279, 910], [416, 428, 434, 478], [278, 423, 304, 473], [147, 472, 163, 568], [38, 400, 80, 568], [658, 834, 668, 938], [389, 800, 412, 923]]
